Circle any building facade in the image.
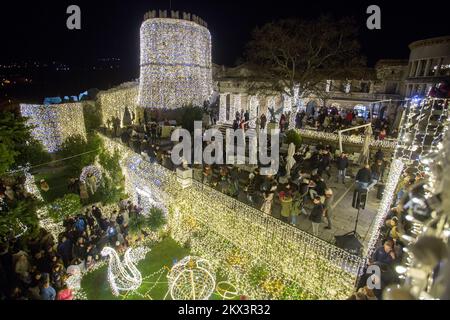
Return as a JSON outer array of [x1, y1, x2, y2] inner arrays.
[[404, 36, 450, 97], [215, 36, 450, 127], [214, 60, 408, 127]]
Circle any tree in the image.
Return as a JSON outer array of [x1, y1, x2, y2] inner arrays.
[[0, 111, 49, 174], [97, 148, 126, 204], [57, 133, 102, 174], [0, 200, 39, 241], [180, 106, 204, 133], [83, 101, 103, 133], [245, 16, 365, 100]]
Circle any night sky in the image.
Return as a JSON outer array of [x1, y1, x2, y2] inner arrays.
[[1, 0, 450, 88]]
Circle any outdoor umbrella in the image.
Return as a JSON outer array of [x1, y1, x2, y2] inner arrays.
[[358, 125, 373, 165], [285, 142, 296, 177], [122, 107, 132, 126]]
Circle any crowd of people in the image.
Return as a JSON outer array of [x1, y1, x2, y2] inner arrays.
[[242, 105, 397, 140], [0, 174, 35, 213], [0, 198, 143, 300], [348, 169, 425, 300], [192, 142, 388, 237]]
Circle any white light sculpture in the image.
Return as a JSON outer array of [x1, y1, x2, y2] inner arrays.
[[100, 135, 364, 300], [101, 246, 148, 296], [79, 165, 103, 189], [168, 256, 216, 300], [216, 281, 239, 300], [138, 15, 212, 109]]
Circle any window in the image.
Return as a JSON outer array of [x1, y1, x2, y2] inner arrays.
[[385, 82, 398, 94], [354, 105, 369, 118], [410, 61, 418, 77], [360, 81, 370, 93], [431, 58, 444, 76], [226, 94, 231, 121], [325, 80, 332, 92], [417, 60, 426, 77], [427, 59, 436, 76], [419, 84, 426, 96]]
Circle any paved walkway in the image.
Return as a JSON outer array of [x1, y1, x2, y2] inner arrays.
[[268, 165, 381, 248]]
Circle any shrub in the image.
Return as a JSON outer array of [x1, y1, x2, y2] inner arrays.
[[147, 206, 167, 231], [57, 134, 103, 174], [248, 264, 270, 287], [47, 193, 82, 221], [83, 101, 102, 133], [180, 106, 204, 133], [97, 148, 126, 205], [0, 200, 39, 241], [128, 206, 167, 235], [285, 129, 302, 147]]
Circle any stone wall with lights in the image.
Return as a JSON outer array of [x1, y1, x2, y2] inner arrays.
[[98, 82, 139, 127], [100, 134, 364, 299], [20, 103, 87, 153], [138, 15, 212, 109]]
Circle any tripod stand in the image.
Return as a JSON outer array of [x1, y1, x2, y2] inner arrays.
[[344, 206, 362, 240], [335, 188, 367, 255]]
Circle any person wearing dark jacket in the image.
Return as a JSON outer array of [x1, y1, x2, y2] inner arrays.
[[309, 197, 324, 236], [356, 164, 372, 190], [336, 153, 349, 184], [318, 150, 331, 179], [375, 148, 384, 162], [57, 236, 73, 267], [91, 205, 102, 223], [72, 238, 86, 261], [371, 239, 396, 265], [371, 160, 385, 182]]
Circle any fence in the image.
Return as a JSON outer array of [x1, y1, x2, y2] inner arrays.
[[100, 135, 365, 299]]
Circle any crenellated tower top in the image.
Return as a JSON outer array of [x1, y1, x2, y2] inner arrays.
[[143, 10, 208, 28]]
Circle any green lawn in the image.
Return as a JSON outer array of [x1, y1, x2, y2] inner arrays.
[[33, 165, 110, 205], [80, 237, 236, 300], [33, 166, 78, 203]]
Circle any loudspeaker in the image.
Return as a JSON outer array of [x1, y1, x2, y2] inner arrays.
[[352, 189, 367, 209], [335, 233, 363, 256], [377, 184, 385, 200]]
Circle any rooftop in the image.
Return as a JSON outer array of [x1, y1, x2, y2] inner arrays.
[[409, 35, 450, 50]]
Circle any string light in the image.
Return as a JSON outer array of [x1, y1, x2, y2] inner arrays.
[[295, 128, 397, 149], [79, 165, 103, 189], [138, 17, 212, 109], [100, 246, 149, 296], [99, 82, 139, 127], [168, 256, 216, 300], [216, 281, 239, 300], [20, 103, 86, 152], [365, 159, 404, 256], [101, 135, 364, 300], [24, 170, 67, 240]]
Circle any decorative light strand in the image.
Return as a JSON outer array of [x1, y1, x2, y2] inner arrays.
[[138, 18, 212, 109], [20, 103, 86, 153], [101, 134, 364, 300]]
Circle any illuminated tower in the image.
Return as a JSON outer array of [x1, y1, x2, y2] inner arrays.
[[138, 10, 213, 109]]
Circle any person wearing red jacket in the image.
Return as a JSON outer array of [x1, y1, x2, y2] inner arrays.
[[56, 283, 74, 300]]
